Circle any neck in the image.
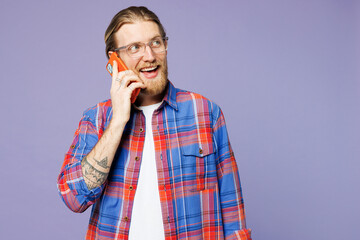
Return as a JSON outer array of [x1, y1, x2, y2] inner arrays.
[[135, 87, 167, 107]]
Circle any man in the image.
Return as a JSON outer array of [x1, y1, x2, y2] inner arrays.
[[57, 6, 252, 240]]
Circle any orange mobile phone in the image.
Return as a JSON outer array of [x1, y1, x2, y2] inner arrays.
[[106, 52, 140, 103]]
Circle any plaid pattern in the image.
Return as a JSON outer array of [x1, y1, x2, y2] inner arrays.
[[57, 81, 251, 240]]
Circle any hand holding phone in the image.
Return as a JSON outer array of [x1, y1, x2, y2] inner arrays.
[[106, 52, 141, 103]]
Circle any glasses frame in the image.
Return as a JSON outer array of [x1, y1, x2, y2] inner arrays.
[[113, 36, 169, 58]]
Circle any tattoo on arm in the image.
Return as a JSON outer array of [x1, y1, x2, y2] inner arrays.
[[81, 157, 109, 189], [95, 157, 110, 169]]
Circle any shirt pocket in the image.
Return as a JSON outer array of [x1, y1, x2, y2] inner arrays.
[[181, 141, 217, 192]]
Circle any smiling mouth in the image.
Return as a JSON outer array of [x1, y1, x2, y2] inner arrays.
[[140, 65, 159, 73]]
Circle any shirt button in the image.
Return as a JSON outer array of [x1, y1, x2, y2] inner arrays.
[[70, 145, 75, 149], [199, 148, 203, 154], [135, 156, 140, 161], [124, 216, 129, 222], [129, 185, 133, 190], [139, 128, 144, 132]]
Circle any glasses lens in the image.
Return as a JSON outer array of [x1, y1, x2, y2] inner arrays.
[[127, 37, 167, 58], [127, 43, 143, 58], [150, 37, 166, 53]]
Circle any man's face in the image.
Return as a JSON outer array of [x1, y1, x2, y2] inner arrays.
[[113, 21, 168, 97]]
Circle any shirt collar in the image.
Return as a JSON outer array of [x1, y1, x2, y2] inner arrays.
[[132, 80, 178, 111], [162, 80, 178, 111]]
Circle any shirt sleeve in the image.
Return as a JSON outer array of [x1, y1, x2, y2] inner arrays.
[[213, 107, 252, 240], [57, 113, 106, 213]]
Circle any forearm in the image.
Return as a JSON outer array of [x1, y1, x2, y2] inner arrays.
[[81, 120, 126, 189], [80, 63, 145, 190]]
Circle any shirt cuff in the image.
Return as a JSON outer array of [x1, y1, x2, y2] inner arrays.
[[227, 229, 252, 240], [65, 162, 104, 199]]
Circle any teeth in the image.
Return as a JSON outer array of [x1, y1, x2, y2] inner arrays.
[[141, 66, 157, 72]]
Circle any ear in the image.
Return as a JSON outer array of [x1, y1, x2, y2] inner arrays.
[[107, 51, 114, 59]]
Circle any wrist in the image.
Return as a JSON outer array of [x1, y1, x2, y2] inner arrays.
[[109, 117, 127, 130]]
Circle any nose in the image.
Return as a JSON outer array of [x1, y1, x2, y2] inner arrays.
[[142, 45, 156, 62]]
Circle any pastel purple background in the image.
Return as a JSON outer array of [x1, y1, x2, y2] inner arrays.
[[0, 0, 359, 239]]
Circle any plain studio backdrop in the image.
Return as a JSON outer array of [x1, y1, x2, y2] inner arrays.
[[0, 0, 359, 239]]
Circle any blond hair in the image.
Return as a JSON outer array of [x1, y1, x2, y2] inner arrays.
[[104, 6, 166, 58]]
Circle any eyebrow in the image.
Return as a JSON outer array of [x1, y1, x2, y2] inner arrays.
[[115, 35, 163, 50], [129, 35, 162, 45]]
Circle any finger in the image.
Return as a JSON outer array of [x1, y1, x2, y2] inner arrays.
[[125, 82, 145, 97], [116, 70, 133, 82], [117, 71, 142, 89], [128, 81, 146, 92], [118, 70, 144, 84], [112, 69, 132, 89], [121, 76, 139, 89]]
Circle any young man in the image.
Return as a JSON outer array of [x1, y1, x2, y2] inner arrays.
[[57, 6, 252, 240]]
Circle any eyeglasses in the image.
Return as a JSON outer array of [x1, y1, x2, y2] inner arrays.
[[113, 36, 169, 58]]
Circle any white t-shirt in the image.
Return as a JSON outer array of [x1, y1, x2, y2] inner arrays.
[[128, 102, 165, 240]]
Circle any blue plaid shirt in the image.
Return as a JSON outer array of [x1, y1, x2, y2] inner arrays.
[[57, 81, 251, 239]]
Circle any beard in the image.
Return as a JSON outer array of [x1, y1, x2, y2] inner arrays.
[[137, 58, 168, 97]]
